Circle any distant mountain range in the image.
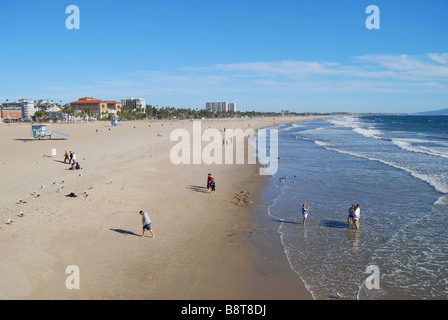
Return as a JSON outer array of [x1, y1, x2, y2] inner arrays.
[[415, 108, 448, 115]]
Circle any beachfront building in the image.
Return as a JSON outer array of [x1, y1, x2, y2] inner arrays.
[[1, 106, 22, 121], [206, 101, 236, 112], [35, 100, 64, 121], [70, 97, 122, 119], [6, 99, 36, 120], [121, 97, 146, 111], [104, 100, 122, 118], [37, 100, 62, 113]]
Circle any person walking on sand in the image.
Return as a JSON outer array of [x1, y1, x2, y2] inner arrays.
[[64, 150, 70, 163], [210, 177, 216, 194], [302, 203, 309, 225], [72, 152, 77, 164], [354, 204, 361, 230], [140, 210, 155, 238], [69, 151, 73, 164]]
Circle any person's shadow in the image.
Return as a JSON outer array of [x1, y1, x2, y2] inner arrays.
[[187, 185, 209, 193], [110, 228, 140, 237]]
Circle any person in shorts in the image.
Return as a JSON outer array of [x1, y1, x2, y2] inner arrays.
[[140, 210, 155, 238], [347, 204, 355, 224], [354, 204, 361, 230], [210, 177, 216, 194], [302, 203, 309, 225]]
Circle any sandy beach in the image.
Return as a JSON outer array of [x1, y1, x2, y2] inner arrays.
[[0, 116, 314, 300]]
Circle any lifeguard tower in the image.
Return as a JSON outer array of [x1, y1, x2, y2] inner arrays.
[[31, 125, 71, 140], [111, 119, 122, 126]]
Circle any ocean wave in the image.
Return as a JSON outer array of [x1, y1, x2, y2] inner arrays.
[[435, 194, 448, 206], [311, 139, 448, 194], [392, 139, 448, 160], [280, 123, 304, 131], [328, 116, 360, 127], [352, 127, 383, 139], [328, 117, 384, 140], [291, 127, 325, 135]]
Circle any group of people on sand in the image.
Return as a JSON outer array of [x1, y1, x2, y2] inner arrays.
[[301, 203, 361, 229], [64, 150, 82, 170]]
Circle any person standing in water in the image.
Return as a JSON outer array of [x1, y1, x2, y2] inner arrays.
[[347, 204, 355, 225], [302, 203, 309, 225], [354, 204, 361, 230]]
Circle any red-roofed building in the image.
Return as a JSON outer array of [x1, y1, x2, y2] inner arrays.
[[70, 97, 122, 119]]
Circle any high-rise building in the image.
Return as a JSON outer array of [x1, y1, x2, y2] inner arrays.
[[121, 97, 146, 110], [205, 101, 236, 112]]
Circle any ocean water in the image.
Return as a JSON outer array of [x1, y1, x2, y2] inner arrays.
[[260, 115, 448, 300]]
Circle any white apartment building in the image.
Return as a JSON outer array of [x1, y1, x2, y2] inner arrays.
[[7, 99, 36, 120], [37, 100, 62, 112], [121, 97, 146, 110], [206, 101, 236, 112]]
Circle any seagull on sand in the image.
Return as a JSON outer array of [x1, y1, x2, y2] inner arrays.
[[6, 219, 13, 224]]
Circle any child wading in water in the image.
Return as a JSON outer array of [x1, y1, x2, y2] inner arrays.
[[302, 203, 309, 225]]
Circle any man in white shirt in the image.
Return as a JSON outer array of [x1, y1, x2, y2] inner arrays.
[[140, 210, 155, 238]]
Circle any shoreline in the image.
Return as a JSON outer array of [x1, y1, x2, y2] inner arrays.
[[0, 116, 319, 300], [242, 123, 314, 300]]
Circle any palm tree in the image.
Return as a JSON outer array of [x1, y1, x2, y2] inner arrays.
[[85, 106, 93, 122], [61, 104, 72, 123]]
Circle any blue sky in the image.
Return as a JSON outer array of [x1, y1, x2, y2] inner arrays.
[[0, 0, 447, 113]]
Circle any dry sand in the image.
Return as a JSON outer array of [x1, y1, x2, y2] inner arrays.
[[0, 117, 314, 300]]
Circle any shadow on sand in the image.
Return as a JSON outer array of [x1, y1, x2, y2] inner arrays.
[[110, 228, 140, 237], [186, 185, 209, 194]]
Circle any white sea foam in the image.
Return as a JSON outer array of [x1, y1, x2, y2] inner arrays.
[[329, 117, 384, 139], [311, 139, 448, 194], [281, 123, 304, 131], [291, 127, 325, 135], [352, 127, 383, 139], [392, 138, 448, 160]]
